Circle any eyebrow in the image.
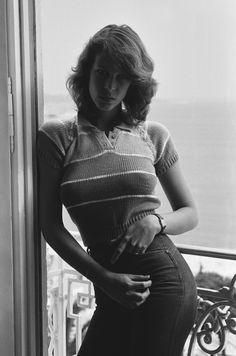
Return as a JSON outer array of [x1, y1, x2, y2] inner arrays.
[[95, 64, 125, 75]]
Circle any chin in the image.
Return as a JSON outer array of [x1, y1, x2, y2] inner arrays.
[[96, 102, 116, 111]]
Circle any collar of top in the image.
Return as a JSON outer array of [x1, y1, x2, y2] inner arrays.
[[77, 113, 134, 133]]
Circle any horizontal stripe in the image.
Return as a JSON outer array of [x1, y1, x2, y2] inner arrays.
[[64, 151, 106, 166], [67, 194, 158, 209], [63, 154, 156, 181], [64, 150, 153, 167], [61, 170, 156, 186], [40, 129, 91, 157], [61, 170, 157, 206]]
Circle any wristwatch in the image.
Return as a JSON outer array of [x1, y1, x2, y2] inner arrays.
[[153, 213, 167, 235]]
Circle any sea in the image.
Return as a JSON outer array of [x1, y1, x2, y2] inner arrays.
[[44, 95, 236, 277]]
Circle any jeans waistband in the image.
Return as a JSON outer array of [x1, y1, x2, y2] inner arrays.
[[88, 234, 177, 257]]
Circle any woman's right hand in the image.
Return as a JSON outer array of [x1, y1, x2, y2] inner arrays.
[[100, 271, 152, 309]]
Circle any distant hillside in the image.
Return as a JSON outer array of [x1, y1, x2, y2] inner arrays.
[[44, 94, 76, 118], [44, 93, 73, 104]]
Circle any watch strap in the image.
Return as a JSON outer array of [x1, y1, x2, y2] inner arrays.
[[153, 213, 167, 235]]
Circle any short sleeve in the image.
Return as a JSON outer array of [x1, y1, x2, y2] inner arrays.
[[146, 121, 179, 176], [37, 119, 70, 169]]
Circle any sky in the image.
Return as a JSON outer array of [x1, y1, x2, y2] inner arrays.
[[41, 0, 236, 101]]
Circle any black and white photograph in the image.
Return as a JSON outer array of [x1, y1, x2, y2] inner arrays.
[[1, 1, 236, 355]]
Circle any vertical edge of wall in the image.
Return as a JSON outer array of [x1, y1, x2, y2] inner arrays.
[[0, 0, 15, 355]]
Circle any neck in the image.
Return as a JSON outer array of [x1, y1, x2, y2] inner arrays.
[[99, 114, 119, 131], [92, 106, 123, 131]]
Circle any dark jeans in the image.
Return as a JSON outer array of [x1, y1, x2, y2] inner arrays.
[[78, 234, 197, 356]]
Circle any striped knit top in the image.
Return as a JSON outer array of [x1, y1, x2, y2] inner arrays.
[[37, 114, 179, 247]]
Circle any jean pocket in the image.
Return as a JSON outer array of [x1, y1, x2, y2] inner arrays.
[[142, 249, 184, 296]]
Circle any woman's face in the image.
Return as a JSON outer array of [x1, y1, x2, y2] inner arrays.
[[89, 53, 131, 113]]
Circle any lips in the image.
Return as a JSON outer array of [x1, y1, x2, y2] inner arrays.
[[99, 96, 115, 102]]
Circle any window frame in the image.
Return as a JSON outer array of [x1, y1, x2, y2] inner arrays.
[[2, 0, 46, 355], [0, 1, 15, 354]]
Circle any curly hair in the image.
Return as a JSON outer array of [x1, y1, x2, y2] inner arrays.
[[66, 24, 157, 125]]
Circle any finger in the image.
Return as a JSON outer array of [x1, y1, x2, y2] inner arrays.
[[110, 238, 129, 264], [131, 288, 151, 307], [127, 244, 142, 254], [137, 287, 150, 300], [137, 288, 151, 303], [132, 247, 146, 255], [126, 289, 151, 309], [129, 274, 151, 281], [127, 242, 148, 255], [133, 280, 152, 291], [139, 245, 148, 254], [128, 277, 152, 291]]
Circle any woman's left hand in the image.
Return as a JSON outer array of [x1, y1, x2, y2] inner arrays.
[[110, 214, 161, 264]]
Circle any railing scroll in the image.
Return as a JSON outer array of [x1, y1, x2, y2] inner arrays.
[[187, 274, 236, 355]]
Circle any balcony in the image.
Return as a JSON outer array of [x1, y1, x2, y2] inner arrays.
[[46, 233, 236, 356]]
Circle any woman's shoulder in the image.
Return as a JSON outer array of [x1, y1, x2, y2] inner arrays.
[[145, 120, 170, 136], [142, 120, 171, 146], [38, 116, 77, 151], [39, 116, 77, 138], [37, 116, 78, 169], [141, 120, 179, 172]]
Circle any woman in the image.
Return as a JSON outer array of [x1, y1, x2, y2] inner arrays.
[[38, 24, 198, 356]]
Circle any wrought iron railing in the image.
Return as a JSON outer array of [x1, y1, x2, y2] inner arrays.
[[178, 244, 236, 355], [46, 243, 95, 356], [186, 275, 236, 355]]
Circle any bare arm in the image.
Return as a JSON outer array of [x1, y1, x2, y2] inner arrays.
[[157, 160, 198, 234], [38, 157, 151, 309], [38, 158, 108, 283]]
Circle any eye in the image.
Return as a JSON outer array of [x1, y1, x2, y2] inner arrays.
[[96, 68, 107, 77]]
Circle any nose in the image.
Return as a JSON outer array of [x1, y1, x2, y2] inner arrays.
[[104, 74, 116, 92]]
